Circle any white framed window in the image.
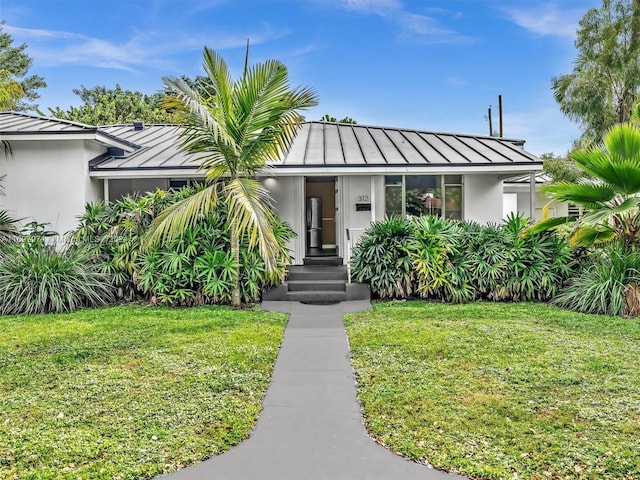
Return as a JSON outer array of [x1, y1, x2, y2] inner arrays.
[[384, 175, 463, 219]]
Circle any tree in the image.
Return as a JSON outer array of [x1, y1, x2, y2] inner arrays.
[[541, 152, 587, 183], [552, 0, 640, 145], [146, 46, 318, 306], [0, 21, 46, 111], [49, 84, 184, 125], [320, 114, 357, 124], [0, 69, 24, 111], [529, 122, 640, 249]]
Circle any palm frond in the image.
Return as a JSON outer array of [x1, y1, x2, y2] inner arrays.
[[145, 185, 218, 247], [524, 216, 573, 236], [542, 182, 615, 205], [571, 227, 617, 248], [224, 178, 279, 272], [572, 125, 640, 194]]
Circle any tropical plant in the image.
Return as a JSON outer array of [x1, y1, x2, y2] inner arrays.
[[146, 46, 317, 306], [406, 215, 475, 302], [350, 215, 413, 299], [0, 174, 18, 246], [529, 123, 640, 249], [72, 187, 295, 307], [0, 223, 114, 314], [554, 243, 640, 316], [351, 213, 572, 304]]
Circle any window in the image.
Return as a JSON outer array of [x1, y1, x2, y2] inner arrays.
[[385, 175, 463, 219], [169, 178, 203, 190]]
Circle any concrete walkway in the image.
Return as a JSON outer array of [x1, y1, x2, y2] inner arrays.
[[159, 301, 464, 479]]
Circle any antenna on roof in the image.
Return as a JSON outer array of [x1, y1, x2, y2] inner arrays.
[[498, 94, 503, 137]]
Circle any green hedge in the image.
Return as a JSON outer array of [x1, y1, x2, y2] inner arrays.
[[71, 186, 294, 306], [351, 213, 574, 303]]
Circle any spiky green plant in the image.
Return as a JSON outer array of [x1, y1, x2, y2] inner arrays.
[[529, 123, 640, 249], [554, 243, 640, 316], [350, 215, 413, 299], [0, 242, 114, 314]]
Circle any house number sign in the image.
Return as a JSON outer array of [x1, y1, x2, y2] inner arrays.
[[355, 194, 371, 211]]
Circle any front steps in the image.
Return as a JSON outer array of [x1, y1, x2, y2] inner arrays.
[[262, 257, 370, 303]]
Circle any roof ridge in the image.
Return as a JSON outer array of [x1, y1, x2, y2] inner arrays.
[[305, 120, 526, 144]]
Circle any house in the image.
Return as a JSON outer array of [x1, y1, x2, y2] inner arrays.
[[503, 172, 569, 221], [0, 112, 543, 264]]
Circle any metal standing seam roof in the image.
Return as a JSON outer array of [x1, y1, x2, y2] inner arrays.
[[0, 111, 140, 151], [0, 111, 98, 133], [90, 121, 542, 173], [277, 121, 541, 167]]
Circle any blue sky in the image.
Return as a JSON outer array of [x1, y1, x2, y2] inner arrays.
[[1, 0, 600, 155]]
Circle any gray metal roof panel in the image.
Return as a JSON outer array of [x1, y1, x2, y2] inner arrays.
[[0, 111, 97, 133], [91, 120, 542, 172]]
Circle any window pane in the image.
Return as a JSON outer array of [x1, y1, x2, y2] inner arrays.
[[444, 175, 462, 185], [385, 175, 402, 186], [445, 185, 462, 220], [405, 175, 441, 217], [385, 185, 403, 216]]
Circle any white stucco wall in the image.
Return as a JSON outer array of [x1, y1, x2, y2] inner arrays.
[[264, 176, 304, 264], [1, 139, 102, 237], [463, 174, 505, 224]]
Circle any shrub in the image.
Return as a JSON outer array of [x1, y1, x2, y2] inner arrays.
[[72, 187, 294, 306], [350, 215, 413, 299], [350, 213, 573, 304], [554, 244, 640, 316], [0, 225, 114, 314]]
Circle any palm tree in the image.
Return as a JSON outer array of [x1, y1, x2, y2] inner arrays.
[[529, 122, 640, 249], [146, 46, 318, 306]]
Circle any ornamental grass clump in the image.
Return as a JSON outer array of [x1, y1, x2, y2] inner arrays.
[[554, 244, 640, 316], [0, 224, 114, 314]]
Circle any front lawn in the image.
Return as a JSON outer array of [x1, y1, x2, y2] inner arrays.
[[346, 302, 640, 479], [0, 306, 287, 479]]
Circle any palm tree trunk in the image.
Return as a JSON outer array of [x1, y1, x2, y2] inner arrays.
[[231, 222, 241, 307]]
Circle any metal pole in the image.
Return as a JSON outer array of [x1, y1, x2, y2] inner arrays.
[[488, 106, 493, 136], [529, 173, 536, 220], [499, 95, 503, 137]]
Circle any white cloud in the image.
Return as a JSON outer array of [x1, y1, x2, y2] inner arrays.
[[318, 0, 473, 44], [502, 3, 585, 39], [4, 24, 285, 73]]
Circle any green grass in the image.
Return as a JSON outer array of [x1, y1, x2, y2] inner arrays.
[[0, 305, 287, 479], [345, 301, 640, 479]]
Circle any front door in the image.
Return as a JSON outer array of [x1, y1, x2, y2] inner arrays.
[[305, 177, 336, 256]]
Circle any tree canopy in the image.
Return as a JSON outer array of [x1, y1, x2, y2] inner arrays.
[[48, 84, 184, 126], [541, 152, 588, 183], [0, 21, 46, 111], [320, 114, 357, 124], [552, 0, 640, 145]]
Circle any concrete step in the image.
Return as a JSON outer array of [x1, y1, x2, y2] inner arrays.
[[287, 265, 347, 281], [303, 256, 344, 266], [286, 290, 348, 303], [287, 279, 346, 292]]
